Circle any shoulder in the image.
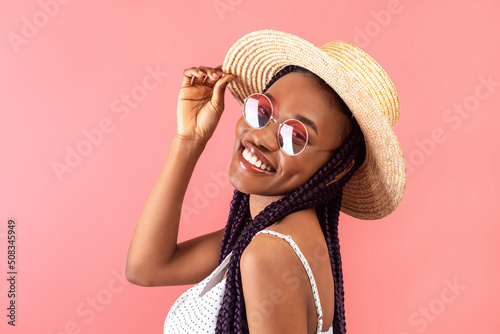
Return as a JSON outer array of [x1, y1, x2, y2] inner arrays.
[[241, 208, 323, 273], [241, 230, 300, 278], [240, 231, 309, 333]]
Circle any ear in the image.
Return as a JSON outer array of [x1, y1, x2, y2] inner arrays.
[[325, 158, 355, 186]]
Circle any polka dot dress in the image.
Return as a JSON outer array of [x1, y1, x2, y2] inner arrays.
[[164, 230, 333, 333], [163, 251, 231, 333]]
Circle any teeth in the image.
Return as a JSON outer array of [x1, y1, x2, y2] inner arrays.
[[242, 148, 273, 171]]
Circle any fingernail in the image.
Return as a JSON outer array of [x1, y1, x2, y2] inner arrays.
[[212, 72, 219, 77]]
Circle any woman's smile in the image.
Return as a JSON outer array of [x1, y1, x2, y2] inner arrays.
[[238, 142, 276, 174]]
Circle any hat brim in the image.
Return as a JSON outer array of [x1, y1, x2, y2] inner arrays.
[[222, 30, 406, 220]]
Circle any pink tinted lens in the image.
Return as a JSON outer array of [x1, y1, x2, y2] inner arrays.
[[278, 119, 308, 155], [243, 94, 272, 128]]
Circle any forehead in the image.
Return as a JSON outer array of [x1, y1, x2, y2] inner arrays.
[[264, 72, 347, 146]]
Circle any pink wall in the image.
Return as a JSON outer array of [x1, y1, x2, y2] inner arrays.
[[1, 0, 499, 333]]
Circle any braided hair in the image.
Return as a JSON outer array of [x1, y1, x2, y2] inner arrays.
[[215, 65, 366, 333]]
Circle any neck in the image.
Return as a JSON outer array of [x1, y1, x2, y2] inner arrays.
[[249, 194, 285, 219]]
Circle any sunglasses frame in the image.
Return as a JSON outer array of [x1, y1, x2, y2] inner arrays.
[[242, 93, 309, 156]]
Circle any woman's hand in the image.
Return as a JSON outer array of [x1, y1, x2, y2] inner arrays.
[[176, 65, 235, 143]]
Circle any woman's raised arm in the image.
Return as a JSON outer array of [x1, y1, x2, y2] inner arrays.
[[126, 65, 235, 287]]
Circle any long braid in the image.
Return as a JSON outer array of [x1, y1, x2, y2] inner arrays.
[[219, 190, 244, 259], [219, 191, 250, 262], [317, 195, 348, 333], [216, 65, 366, 333], [330, 199, 348, 333]]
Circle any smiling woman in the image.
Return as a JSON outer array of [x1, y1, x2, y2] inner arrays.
[[126, 29, 406, 334]]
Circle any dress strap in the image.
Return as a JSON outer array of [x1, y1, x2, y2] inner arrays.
[[252, 230, 324, 333]]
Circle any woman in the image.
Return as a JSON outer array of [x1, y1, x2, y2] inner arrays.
[[126, 30, 406, 334]]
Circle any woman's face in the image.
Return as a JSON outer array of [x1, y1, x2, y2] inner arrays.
[[228, 72, 351, 196]]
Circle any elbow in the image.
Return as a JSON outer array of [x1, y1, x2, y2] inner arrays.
[[125, 263, 156, 287]]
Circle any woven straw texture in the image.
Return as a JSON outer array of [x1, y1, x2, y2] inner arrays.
[[222, 30, 406, 220]]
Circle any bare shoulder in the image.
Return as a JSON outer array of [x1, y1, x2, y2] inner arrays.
[[241, 208, 325, 273], [240, 231, 309, 333], [241, 229, 302, 275]]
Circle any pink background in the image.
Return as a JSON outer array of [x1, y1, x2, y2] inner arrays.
[[1, 0, 499, 333]]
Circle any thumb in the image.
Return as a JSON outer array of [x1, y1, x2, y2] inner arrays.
[[211, 75, 235, 111]]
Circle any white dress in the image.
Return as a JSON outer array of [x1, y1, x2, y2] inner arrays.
[[164, 230, 334, 333]]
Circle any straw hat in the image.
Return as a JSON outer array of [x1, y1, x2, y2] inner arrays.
[[222, 29, 406, 220]]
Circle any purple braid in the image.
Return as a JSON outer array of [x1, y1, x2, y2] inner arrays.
[[215, 65, 366, 333]]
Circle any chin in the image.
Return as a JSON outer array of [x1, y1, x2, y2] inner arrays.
[[228, 170, 296, 198], [228, 167, 252, 195]]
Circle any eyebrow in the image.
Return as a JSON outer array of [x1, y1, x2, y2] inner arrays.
[[264, 92, 319, 135]]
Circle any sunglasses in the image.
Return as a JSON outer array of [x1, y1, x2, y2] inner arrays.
[[242, 93, 310, 156]]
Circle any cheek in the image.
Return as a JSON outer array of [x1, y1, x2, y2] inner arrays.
[[235, 116, 247, 136], [232, 118, 248, 152], [281, 151, 332, 179]]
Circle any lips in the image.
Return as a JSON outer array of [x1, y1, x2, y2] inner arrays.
[[242, 143, 275, 168], [238, 143, 276, 173], [242, 148, 272, 171]]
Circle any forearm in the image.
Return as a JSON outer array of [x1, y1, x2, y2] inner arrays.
[[126, 134, 206, 280]]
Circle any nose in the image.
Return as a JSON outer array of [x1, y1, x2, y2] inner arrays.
[[250, 121, 279, 152]]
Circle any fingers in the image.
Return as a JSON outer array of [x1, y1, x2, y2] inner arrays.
[[181, 67, 204, 87], [211, 72, 235, 110], [197, 66, 221, 86], [181, 65, 232, 88]]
